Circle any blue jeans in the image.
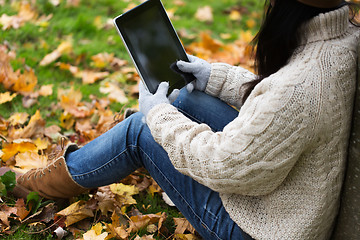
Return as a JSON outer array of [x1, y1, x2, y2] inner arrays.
[[66, 89, 253, 240]]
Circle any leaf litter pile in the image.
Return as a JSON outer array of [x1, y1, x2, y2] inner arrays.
[[0, 0, 258, 239]]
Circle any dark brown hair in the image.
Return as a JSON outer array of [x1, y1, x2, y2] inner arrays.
[[241, 0, 358, 103]]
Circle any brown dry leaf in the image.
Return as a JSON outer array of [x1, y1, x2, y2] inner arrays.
[[1, 140, 37, 162], [195, 6, 213, 23], [104, 213, 129, 240], [15, 151, 47, 173], [0, 45, 18, 90], [173, 218, 196, 234], [56, 200, 95, 227], [14, 198, 30, 221], [128, 213, 164, 234], [0, 92, 17, 104], [40, 41, 72, 66]]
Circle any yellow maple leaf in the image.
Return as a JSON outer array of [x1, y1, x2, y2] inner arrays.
[[60, 112, 75, 130], [1, 141, 37, 162], [110, 183, 139, 196], [56, 200, 94, 227], [8, 112, 29, 126], [33, 137, 50, 150], [0, 91, 17, 104]]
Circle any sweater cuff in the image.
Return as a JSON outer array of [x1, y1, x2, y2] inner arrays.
[[205, 63, 232, 97], [146, 103, 178, 132]]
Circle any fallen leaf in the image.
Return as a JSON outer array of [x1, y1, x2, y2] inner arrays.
[[0, 92, 17, 104], [15, 151, 47, 173], [173, 218, 196, 234], [40, 41, 72, 66], [229, 10, 242, 21], [80, 70, 109, 84], [8, 112, 29, 126], [38, 84, 53, 96], [14, 198, 30, 221], [83, 229, 108, 240], [195, 6, 213, 23], [12, 68, 38, 94], [1, 140, 37, 162], [99, 82, 128, 104], [110, 183, 139, 197], [56, 200, 95, 227]]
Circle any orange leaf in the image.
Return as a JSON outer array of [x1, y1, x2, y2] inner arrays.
[[1, 140, 37, 162], [12, 68, 38, 93]]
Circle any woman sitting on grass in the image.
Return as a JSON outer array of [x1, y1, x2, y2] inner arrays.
[[5, 0, 360, 239]]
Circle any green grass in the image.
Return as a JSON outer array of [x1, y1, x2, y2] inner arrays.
[[0, 0, 262, 120]]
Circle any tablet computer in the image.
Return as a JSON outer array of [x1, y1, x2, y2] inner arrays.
[[113, 0, 195, 94]]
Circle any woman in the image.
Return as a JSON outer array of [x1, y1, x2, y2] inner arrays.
[[9, 0, 360, 239]]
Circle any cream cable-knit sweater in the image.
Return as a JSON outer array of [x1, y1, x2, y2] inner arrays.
[[147, 6, 359, 240]]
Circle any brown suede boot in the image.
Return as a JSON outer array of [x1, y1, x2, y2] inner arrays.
[[16, 143, 88, 199]]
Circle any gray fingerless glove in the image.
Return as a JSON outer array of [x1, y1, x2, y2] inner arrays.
[[139, 81, 180, 117], [177, 55, 211, 92]]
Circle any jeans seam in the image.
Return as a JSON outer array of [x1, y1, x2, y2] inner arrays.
[[138, 146, 223, 240]]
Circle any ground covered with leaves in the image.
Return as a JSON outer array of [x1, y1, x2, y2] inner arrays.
[[0, 0, 261, 239]]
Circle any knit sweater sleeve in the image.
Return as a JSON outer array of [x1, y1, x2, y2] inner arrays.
[[146, 76, 315, 196], [205, 63, 257, 109]]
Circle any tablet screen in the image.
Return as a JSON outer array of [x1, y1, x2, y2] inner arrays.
[[114, 0, 194, 94]]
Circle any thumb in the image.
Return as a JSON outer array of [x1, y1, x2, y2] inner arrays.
[[139, 81, 152, 97], [177, 60, 198, 73], [155, 82, 169, 96]]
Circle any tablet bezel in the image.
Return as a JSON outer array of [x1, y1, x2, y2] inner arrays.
[[113, 0, 193, 94]]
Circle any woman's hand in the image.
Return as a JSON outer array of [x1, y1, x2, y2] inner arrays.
[[139, 81, 180, 117], [177, 54, 211, 92]]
